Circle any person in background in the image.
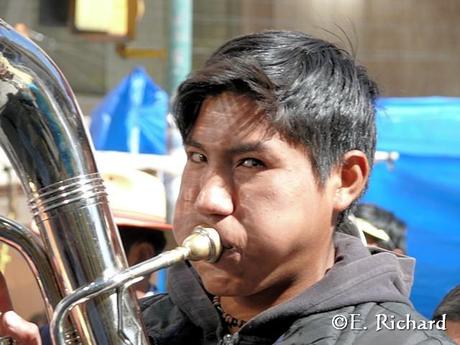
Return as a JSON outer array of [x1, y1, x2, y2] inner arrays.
[[434, 285, 460, 344], [352, 203, 407, 254], [102, 169, 172, 298]]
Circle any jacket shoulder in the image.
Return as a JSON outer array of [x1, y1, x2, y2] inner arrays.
[[278, 302, 455, 345]]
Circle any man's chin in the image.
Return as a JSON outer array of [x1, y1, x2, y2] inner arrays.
[[193, 262, 241, 296]]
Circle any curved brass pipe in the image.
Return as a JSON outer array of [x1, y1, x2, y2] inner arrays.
[[0, 216, 60, 317], [0, 217, 79, 341], [0, 18, 146, 344]]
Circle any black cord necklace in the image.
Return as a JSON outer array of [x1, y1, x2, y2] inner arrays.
[[212, 296, 247, 328]]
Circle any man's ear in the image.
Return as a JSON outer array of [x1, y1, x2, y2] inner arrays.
[[333, 150, 370, 212]]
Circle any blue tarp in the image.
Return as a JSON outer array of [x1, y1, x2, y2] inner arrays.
[[363, 97, 460, 318], [89, 67, 169, 292], [90, 67, 168, 154]]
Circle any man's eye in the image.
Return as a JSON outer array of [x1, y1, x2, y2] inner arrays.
[[239, 158, 264, 168], [189, 152, 207, 163]]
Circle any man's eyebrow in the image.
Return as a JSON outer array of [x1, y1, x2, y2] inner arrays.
[[184, 138, 268, 155], [227, 141, 268, 155], [184, 138, 205, 150]]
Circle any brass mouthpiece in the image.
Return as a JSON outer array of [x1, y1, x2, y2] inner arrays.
[[182, 226, 222, 263]]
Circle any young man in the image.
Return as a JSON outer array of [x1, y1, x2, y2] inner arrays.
[[0, 31, 454, 344], [100, 169, 171, 297], [139, 30, 452, 344]]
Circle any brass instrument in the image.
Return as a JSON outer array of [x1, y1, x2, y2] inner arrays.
[[0, 19, 222, 345]]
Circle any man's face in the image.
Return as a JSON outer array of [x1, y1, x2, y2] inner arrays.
[[173, 92, 340, 298]]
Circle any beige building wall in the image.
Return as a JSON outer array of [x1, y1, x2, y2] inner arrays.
[[0, 0, 168, 100], [193, 0, 460, 97], [4, 0, 457, 97], [239, 0, 460, 96]]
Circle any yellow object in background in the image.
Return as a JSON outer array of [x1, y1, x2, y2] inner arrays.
[[0, 244, 11, 273], [74, 0, 128, 35], [71, 0, 140, 41]]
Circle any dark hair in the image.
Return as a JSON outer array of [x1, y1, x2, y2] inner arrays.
[[174, 30, 378, 185], [354, 203, 407, 252], [118, 225, 166, 255], [433, 285, 460, 321]]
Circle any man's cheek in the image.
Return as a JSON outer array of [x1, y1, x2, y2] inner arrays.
[[178, 182, 199, 205], [173, 186, 198, 239]]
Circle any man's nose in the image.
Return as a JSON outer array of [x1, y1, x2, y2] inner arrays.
[[195, 174, 234, 217]]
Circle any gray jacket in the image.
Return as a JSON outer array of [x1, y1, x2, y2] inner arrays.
[[141, 233, 454, 345]]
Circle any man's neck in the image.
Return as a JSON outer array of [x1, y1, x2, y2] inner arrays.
[[219, 240, 335, 327]]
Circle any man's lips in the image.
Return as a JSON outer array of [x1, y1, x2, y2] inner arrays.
[[213, 246, 240, 266], [190, 224, 236, 251], [221, 241, 233, 250], [209, 234, 238, 263]]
